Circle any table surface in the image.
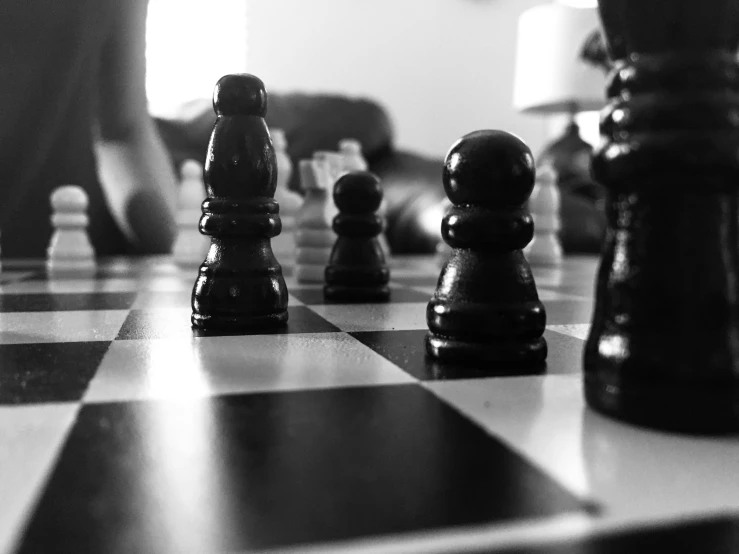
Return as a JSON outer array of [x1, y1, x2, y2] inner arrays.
[[0, 254, 737, 554]]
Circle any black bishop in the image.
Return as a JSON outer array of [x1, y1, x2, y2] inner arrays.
[[191, 73, 288, 331]]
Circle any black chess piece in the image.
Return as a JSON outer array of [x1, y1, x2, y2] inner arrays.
[[425, 130, 547, 368], [324, 171, 390, 302], [191, 73, 288, 330], [584, 0, 739, 433]]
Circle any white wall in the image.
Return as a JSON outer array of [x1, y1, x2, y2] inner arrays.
[[246, 0, 551, 159], [146, 0, 248, 117]]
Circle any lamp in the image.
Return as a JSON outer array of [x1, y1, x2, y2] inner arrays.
[[513, 3, 606, 191]]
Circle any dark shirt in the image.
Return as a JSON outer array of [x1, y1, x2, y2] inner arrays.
[[0, 0, 128, 258]]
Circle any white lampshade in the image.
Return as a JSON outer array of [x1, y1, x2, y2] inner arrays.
[[513, 4, 606, 114]]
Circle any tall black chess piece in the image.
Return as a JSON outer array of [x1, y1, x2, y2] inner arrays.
[[324, 172, 390, 302], [585, 0, 739, 432], [425, 130, 547, 368], [191, 74, 288, 331]]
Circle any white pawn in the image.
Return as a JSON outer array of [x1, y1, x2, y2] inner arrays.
[[524, 162, 563, 266], [339, 138, 392, 258], [173, 160, 210, 266], [295, 159, 335, 283], [47, 185, 96, 276], [270, 129, 303, 268], [339, 138, 368, 172]]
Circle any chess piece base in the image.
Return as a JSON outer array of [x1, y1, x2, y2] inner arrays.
[[425, 333, 547, 367], [191, 310, 288, 331], [584, 376, 739, 434]]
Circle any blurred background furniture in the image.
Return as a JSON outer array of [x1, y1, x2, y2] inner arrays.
[[514, 2, 607, 252], [150, 0, 610, 255]]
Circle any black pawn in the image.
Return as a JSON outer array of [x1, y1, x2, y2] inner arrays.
[[191, 74, 288, 330], [425, 130, 547, 367], [324, 172, 390, 302]]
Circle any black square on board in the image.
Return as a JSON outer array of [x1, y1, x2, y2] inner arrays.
[[492, 515, 739, 554], [0, 293, 137, 312], [289, 285, 431, 305], [0, 342, 112, 404], [26, 267, 145, 281], [19, 385, 590, 553], [0, 260, 45, 272]]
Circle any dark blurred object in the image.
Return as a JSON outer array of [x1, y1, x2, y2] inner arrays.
[[155, 92, 605, 255], [155, 94, 393, 195], [538, 121, 592, 189], [580, 29, 613, 73], [585, 0, 739, 433]]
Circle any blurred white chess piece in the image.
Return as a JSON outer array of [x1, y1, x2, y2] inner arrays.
[[47, 185, 96, 276], [295, 159, 335, 283], [525, 162, 563, 266], [271, 129, 303, 269], [433, 198, 453, 268], [173, 159, 210, 266], [339, 138, 368, 172]]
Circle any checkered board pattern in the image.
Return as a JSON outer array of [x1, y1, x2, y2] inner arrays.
[[0, 255, 738, 554]]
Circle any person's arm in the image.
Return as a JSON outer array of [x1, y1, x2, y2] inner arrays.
[[94, 0, 177, 254]]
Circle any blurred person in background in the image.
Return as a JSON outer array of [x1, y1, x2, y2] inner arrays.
[[0, 0, 177, 258]]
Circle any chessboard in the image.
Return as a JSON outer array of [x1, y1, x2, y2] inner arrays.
[[0, 255, 738, 554]]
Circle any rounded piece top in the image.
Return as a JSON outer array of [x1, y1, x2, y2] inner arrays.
[[333, 172, 382, 214], [443, 130, 535, 208], [180, 159, 203, 182], [213, 74, 267, 117], [338, 138, 362, 155], [50, 185, 89, 211]]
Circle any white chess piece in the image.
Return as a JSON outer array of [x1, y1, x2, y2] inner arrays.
[[46, 185, 96, 276], [173, 160, 210, 266], [308, 150, 342, 251], [433, 198, 453, 268], [338, 138, 392, 258], [295, 159, 335, 283], [270, 129, 303, 268], [525, 162, 563, 266], [339, 138, 368, 172], [314, 150, 346, 185]]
